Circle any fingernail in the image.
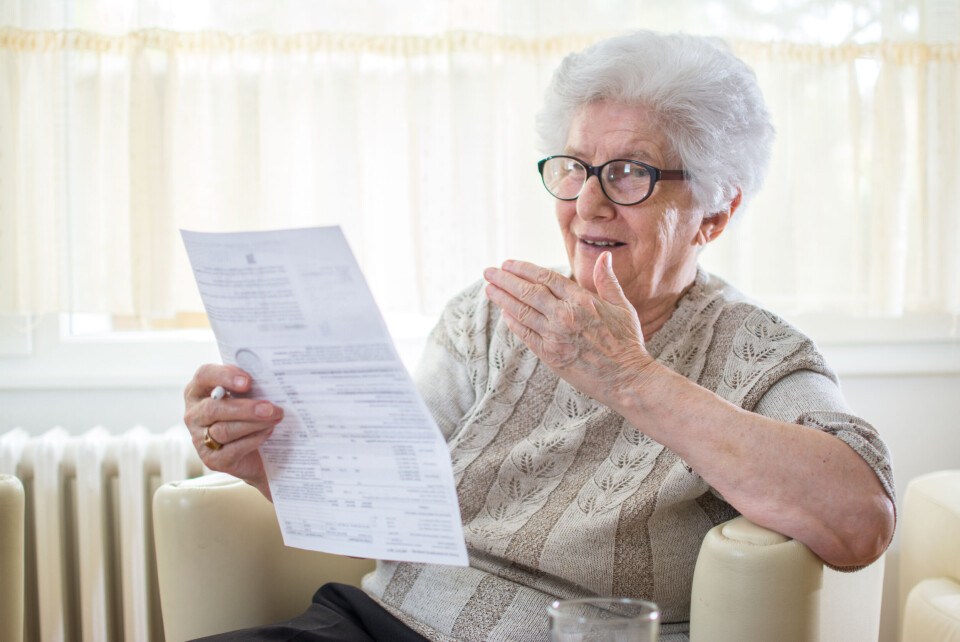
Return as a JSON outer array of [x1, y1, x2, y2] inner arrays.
[[604, 252, 613, 269], [234, 375, 247, 388], [483, 267, 496, 280], [255, 402, 273, 417]]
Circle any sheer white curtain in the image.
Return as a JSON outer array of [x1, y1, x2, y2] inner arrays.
[[1, 0, 958, 325]]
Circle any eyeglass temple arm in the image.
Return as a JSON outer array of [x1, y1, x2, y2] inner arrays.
[[659, 170, 689, 180]]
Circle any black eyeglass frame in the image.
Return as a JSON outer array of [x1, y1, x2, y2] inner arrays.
[[537, 155, 690, 206]]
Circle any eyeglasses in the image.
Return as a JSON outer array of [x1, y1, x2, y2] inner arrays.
[[537, 155, 689, 206]]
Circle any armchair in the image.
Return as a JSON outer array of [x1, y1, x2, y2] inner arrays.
[[154, 474, 884, 641], [899, 470, 960, 641]]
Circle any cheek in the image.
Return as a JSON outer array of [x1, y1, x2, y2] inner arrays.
[[638, 203, 697, 252], [556, 203, 577, 238], [646, 209, 704, 272], [624, 207, 676, 255], [655, 208, 680, 246]]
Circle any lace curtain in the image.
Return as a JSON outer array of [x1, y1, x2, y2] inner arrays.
[[1, 0, 957, 323]]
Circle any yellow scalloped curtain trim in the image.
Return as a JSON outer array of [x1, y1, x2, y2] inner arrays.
[[0, 27, 958, 64], [0, 27, 603, 57], [733, 40, 960, 65]]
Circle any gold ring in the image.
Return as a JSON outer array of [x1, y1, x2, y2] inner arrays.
[[203, 426, 223, 451]]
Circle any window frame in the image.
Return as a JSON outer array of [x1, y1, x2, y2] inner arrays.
[[1, 311, 957, 392]]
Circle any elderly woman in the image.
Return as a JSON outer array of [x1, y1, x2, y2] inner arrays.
[[184, 31, 895, 642]]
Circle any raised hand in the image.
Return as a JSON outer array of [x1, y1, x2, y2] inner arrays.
[[483, 252, 659, 411]]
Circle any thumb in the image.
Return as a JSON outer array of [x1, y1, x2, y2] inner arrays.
[[593, 252, 629, 306]]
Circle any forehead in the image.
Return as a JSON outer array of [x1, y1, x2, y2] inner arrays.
[[564, 100, 671, 163]]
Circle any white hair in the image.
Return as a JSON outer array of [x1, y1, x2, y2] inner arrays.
[[536, 31, 775, 213]]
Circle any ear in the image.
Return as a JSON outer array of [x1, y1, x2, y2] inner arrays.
[[696, 188, 741, 246]]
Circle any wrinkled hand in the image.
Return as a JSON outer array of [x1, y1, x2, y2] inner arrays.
[[183, 364, 284, 500], [483, 252, 657, 411]]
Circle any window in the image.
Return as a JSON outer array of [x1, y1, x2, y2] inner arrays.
[[1, 0, 958, 389]]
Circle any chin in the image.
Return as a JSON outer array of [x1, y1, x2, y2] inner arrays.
[[571, 260, 597, 293]]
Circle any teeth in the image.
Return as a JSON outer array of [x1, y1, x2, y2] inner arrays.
[[582, 239, 620, 247]]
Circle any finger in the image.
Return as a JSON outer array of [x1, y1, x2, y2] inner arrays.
[[200, 427, 274, 466], [483, 265, 562, 317], [592, 251, 631, 307], [190, 397, 283, 432], [205, 417, 278, 451], [498, 260, 578, 300], [499, 309, 546, 356], [484, 282, 550, 335], [185, 363, 252, 402]]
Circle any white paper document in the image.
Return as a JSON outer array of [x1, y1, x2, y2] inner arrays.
[[182, 226, 468, 566]]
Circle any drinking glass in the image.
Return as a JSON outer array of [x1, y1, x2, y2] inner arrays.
[[548, 597, 660, 642]]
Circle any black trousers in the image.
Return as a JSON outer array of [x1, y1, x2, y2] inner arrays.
[[192, 583, 431, 642]]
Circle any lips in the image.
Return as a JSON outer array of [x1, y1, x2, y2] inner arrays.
[[579, 235, 626, 248]]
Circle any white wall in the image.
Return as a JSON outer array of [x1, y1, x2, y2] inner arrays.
[[1, 335, 958, 641], [841, 372, 960, 642]]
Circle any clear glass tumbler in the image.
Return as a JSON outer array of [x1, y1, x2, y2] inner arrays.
[[548, 597, 660, 642]]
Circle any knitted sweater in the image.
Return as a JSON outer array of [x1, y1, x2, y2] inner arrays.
[[362, 267, 895, 641]]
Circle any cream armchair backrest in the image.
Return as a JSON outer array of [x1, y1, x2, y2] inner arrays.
[[154, 473, 884, 642], [899, 470, 960, 642]]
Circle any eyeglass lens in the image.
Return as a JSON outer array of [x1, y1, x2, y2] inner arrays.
[[541, 157, 653, 205]]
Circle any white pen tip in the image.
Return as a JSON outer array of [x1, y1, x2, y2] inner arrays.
[[210, 386, 226, 400]]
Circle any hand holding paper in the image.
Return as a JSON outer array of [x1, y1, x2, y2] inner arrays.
[[182, 226, 468, 566]]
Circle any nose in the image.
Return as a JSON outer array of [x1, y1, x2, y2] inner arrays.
[[576, 175, 616, 221]]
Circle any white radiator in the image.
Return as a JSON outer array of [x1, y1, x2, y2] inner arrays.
[[0, 426, 204, 642]]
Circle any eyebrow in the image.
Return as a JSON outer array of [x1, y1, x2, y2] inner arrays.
[[562, 148, 657, 163]]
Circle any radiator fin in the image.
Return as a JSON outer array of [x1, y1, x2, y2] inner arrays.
[[0, 426, 205, 642]]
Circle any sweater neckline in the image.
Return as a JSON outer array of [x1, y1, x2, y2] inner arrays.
[[643, 266, 710, 360]]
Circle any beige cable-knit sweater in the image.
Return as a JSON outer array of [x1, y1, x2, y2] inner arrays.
[[362, 267, 895, 642]]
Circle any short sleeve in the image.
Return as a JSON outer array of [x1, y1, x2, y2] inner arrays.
[[415, 331, 477, 441], [413, 281, 490, 441], [753, 370, 896, 509]]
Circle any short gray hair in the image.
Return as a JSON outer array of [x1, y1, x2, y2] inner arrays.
[[536, 31, 775, 212]]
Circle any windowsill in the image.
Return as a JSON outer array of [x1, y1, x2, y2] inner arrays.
[[819, 341, 960, 377], [783, 311, 960, 377], [0, 312, 958, 390], [0, 313, 434, 389]]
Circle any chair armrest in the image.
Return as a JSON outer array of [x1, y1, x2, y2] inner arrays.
[[902, 577, 960, 641], [0, 474, 25, 642], [153, 473, 376, 641], [900, 471, 960, 600], [690, 516, 822, 642], [900, 470, 960, 641]]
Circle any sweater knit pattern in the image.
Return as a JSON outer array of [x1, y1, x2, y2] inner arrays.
[[362, 267, 893, 642]]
